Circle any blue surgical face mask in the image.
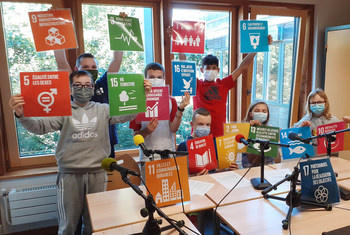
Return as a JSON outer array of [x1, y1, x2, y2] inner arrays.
[[310, 103, 325, 115], [194, 125, 210, 137], [252, 112, 268, 123]]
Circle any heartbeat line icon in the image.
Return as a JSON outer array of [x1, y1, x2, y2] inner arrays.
[[115, 30, 137, 46]]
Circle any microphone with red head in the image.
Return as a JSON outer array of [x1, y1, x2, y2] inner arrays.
[[235, 134, 250, 146]]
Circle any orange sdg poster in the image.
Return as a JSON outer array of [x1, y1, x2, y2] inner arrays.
[[216, 134, 237, 169], [20, 71, 71, 117], [28, 9, 78, 52], [145, 156, 190, 208], [224, 123, 250, 153]]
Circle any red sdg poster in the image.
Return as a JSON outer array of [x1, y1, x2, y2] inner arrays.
[[20, 71, 71, 117], [187, 135, 218, 174], [171, 21, 205, 54], [316, 121, 345, 155], [135, 86, 170, 122]]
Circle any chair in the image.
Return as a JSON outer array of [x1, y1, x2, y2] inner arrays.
[[106, 154, 141, 190]]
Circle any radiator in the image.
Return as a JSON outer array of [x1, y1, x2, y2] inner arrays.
[[3, 184, 58, 225]]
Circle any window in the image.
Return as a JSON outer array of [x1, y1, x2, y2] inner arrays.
[[170, 8, 231, 144], [81, 3, 155, 151], [251, 15, 299, 128]]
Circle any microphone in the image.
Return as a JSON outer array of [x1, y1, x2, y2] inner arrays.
[[235, 134, 250, 146], [133, 134, 151, 157], [101, 158, 140, 176], [288, 132, 316, 146]]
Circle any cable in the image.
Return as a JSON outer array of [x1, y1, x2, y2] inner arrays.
[[172, 153, 186, 214]]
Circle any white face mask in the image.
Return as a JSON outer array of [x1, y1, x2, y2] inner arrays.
[[148, 78, 165, 87], [203, 70, 218, 82], [252, 112, 268, 123]]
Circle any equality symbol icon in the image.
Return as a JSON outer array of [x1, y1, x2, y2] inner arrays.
[[37, 88, 57, 113]]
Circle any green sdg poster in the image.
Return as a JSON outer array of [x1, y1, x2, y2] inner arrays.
[[108, 14, 144, 51], [108, 74, 146, 116], [247, 125, 280, 158]]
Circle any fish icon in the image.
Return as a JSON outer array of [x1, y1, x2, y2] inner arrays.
[[289, 146, 306, 155]]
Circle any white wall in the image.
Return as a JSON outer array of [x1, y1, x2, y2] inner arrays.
[[253, 0, 350, 88]]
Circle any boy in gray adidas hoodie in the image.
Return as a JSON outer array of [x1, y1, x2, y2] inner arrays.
[[8, 70, 151, 235]]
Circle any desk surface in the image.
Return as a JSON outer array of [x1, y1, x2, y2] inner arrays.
[[87, 185, 215, 232], [216, 194, 350, 235], [92, 213, 199, 235]]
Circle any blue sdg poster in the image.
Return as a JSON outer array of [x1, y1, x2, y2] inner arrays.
[[300, 158, 340, 204], [172, 61, 196, 96], [240, 20, 269, 53], [280, 126, 315, 160]]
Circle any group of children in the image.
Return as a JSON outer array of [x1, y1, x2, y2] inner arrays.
[[9, 46, 350, 234]]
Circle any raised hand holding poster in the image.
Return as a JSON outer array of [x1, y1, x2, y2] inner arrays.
[[216, 134, 237, 169], [240, 20, 268, 53], [224, 123, 250, 153], [171, 21, 205, 54], [316, 122, 345, 155], [135, 86, 170, 122], [107, 74, 146, 116], [20, 71, 71, 117], [145, 156, 190, 207], [187, 135, 217, 174], [280, 126, 314, 159], [28, 9, 78, 52], [172, 61, 196, 96], [108, 14, 143, 51], [247, 125, 280, 158]]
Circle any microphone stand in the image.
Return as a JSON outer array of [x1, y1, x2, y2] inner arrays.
[[119, 172, 187, 235], [305, 128, 350, 156], [148, 149, 188, 160], [248, 138, 290, 190], [261, 157, 332, 230]]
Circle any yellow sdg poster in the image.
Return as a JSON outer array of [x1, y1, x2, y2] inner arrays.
[[224, 123, 250, 152], [344, 122, 350, 150], [145, 156, 190, 207], [216, 134, 237, 169]]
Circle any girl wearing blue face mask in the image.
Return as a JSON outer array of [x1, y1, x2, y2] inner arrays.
[[241, 101, 276, 168], [293, 89, 342, 151]]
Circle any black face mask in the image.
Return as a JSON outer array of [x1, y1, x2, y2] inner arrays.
[[86, 70, 99, 82]]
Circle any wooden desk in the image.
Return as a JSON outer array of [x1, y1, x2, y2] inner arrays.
[[87, 185, 215, 232], [216, 195, 350, 235], [92, 213, 199, 235]]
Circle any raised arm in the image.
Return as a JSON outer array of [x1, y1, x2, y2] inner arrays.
[[54, 50, 72, 73], [108, 51, 123, 73], [231, 53, 256, 82]]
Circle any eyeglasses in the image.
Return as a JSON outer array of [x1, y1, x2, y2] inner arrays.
[[310, 101, 325, 106], [72, 83, 94, 89]]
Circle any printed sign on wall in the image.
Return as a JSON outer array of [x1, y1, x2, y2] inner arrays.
[[108, 14, 144, 51], [240, 20, 269, 53], [135, 86, 170, 122], [20, 71, 71, 117], [171, 21, 205, 54], [107, 74, 146, 116], [187, 135, 217, 174], [172, 61, 196, 96], [28, 9, 78, 52], [145, 156, 190, 207]]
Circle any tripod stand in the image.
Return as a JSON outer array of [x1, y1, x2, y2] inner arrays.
[[261, 161, 332, 230]]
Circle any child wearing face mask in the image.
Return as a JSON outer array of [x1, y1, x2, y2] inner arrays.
[[241, 101, 275, 168], [177, 108, 238, 176], [292, 89, 350, 152], [129, 62, 190, 180], [8, 70, 152, 235]]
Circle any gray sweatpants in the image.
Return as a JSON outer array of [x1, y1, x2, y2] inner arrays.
[[56, 171, 107, 235]]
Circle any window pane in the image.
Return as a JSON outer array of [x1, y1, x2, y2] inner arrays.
[[82, 4, 154, 150], [172, 9, 230, 143], [2, 2, 59, 157], [252, 15, 298, 128]]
